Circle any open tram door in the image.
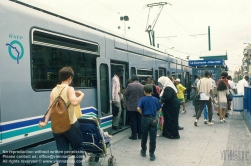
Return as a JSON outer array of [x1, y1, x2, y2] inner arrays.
[[111, 62, 128, 128], [96, 57, 112, 128], [184, 71, 190, 102]]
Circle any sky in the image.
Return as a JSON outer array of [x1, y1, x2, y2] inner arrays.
[[29, 0, 251, 71]]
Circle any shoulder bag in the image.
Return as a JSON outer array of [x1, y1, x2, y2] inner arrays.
[[227, 89, 233, 101], [214, 91, 220, 112], [42, 86, 71, 134], [193, 80, 201, 113]]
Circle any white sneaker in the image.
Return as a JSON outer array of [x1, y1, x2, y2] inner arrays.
[[204, 119, 208, 124], [220, 120, 223, 123], [157, 130, 162, 137], [180, 110, 185, 114], [212, 119, 214, 121], [194, 119, 198, 126], [223, 118, 226, 122], [208, 122, 214, 126]]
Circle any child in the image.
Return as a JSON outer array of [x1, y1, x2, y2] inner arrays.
[[137, 84, 162, 161], [92, 117, 112, 143], [175, 78, 186, 113]]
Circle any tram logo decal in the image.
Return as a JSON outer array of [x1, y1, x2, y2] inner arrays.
[[6, 40, 24, 64]]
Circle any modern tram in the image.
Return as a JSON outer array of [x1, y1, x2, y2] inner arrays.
[[0, 0, 193, 159]]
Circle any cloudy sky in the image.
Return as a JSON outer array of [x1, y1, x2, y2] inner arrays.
[[30, 0, 251, 71]]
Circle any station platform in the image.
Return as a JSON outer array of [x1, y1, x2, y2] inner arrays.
[[56, 101, 251, 166]]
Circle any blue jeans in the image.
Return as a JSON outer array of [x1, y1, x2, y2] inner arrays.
[[196, 98, 213, 122], [53, 121, 83, 166], [203, 103, 207, 120], [128, 111, 142, 137], [141, 115, 158, 154], [204, 103, 213, 120]]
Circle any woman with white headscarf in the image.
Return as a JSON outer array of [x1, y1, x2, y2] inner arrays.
[[158, 76, 180, 139]]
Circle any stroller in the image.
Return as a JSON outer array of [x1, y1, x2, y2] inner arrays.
[[78, 117, 116, 166]]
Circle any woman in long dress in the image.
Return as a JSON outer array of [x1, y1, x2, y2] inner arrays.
[[158, 76, 180, 139]]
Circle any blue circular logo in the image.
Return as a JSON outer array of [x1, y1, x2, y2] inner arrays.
[[7, 40, 24, 61]]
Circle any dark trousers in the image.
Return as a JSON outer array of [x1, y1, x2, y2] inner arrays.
[[141, 116, 157, 154], [227, 98, 231, 110], [196, 98, 213, 122], [187, 89, 191, 100], [53, 121, 83, 166], [128, 111, 142, 137]]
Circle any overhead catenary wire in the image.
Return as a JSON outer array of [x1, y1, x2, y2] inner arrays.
[[82, 1, 201, 58], [93, 0, 120, 14], [160, 10, 208, 51], [158, 44, 200, 57]]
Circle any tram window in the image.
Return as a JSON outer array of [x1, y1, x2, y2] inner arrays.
[[31, 30, 99, 90], [137, 69, 153, 82], [137, 69, 152, 76], [178, 73, 181, 79], [167, 71, 170, 76], [159, 68, 166, 77], [172, 72, 175, 78], [33, 31, 99, 54], [100, 64, 110, 116], [131, 67, 136, 76]]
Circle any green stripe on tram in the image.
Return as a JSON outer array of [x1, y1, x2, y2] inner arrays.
[[2, 124, 51, 140], [2, 113, 111, 140], [81, 113, 97, 118], [100, 121, 112, 128]]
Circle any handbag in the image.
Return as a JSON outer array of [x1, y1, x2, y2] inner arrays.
[[214, 91, 220, 112], [214, 102, 220, 112], [75, 104, 82, 119], [227, 89, 233, 101], [194, 80, 201, 109]]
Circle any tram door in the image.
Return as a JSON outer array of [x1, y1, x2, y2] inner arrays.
[[184, 72, 190, 101], [111, 63, 127, 126], [96, 57, 111, 118]]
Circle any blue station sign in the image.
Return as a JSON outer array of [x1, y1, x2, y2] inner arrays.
[[188, 60, 223, 66]]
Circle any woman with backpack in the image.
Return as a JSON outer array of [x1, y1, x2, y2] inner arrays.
[[216, 80, 230, 123], [39, 66, 85, 166]]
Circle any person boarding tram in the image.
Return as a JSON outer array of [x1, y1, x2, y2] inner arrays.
[[111, 69, 124, 130]]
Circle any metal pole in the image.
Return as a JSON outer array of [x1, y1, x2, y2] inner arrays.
[[124, 21, 126, 35], [152, 31, 155, 47], [208, 26, 211, 51], [148, 31, 152, 46]]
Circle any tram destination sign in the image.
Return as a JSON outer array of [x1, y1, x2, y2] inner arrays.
[[188, 60, 223, 66]]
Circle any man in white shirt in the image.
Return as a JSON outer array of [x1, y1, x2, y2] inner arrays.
[[236, 76, 249, 95], [227, 76, 236, 90], [203, 73, 216, 124], [112, 69, 124, 130], [209, 74, 216, 88], [194, 71, 215, 126]]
